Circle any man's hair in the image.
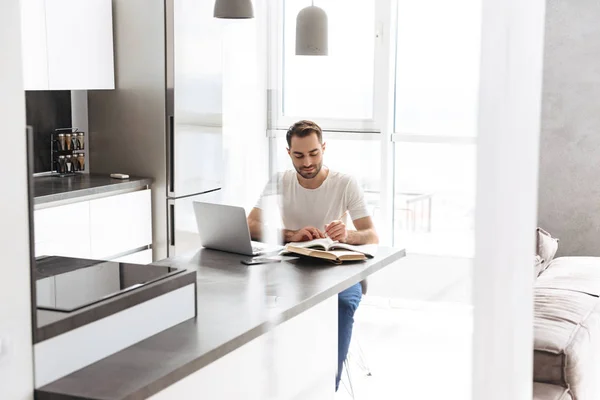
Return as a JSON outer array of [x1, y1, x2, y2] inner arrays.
[[286, 120, 323, 147]]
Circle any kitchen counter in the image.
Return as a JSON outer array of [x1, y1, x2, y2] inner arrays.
[[35, 246, 406, 399], [33, 174, 153, 206], [34, 256, 196, 343]]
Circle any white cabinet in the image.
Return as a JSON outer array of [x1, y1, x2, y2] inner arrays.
[[20, 0, 115, 90], [34, 190, 152, 261], [45, 0, 115, 90], [89, 190, 152, 259], [34, 201, 91, 258]]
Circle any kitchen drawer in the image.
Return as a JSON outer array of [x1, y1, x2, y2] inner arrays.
[[35, 240, 92, 259], [111, 249, 154, 265], [90, 190, 152, 259], [34, 202, 91, 258]]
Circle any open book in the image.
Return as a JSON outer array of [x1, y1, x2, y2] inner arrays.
[[282, 237, 374, 264]]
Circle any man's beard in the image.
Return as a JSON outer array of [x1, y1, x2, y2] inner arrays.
[[295, 162, 322, 179]]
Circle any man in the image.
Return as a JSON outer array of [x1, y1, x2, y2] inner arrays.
[[247, 120, 378, 391]]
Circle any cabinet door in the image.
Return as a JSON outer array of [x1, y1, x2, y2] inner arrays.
[[90, 190, 152, 259], [45, 0, 115, 90], [34, 202, 91, 258], [20, 0, 49, 90]]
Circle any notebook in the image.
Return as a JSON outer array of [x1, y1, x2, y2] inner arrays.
[[282, 237, 374, 264]]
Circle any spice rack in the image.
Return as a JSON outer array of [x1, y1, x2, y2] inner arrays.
[[51, 127, 86, 177]]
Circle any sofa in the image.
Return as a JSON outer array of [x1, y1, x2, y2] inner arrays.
[[533, 229, 600, 400]]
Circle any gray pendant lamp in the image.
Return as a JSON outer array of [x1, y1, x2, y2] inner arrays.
[[295, 2, 328, 55], [214, 0, 254, 19]]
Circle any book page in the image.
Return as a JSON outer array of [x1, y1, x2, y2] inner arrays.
[[329, 243, 376, 258], [327, 251, 367, 262], [287, 236, 336, 250], [327, 250, 365, 257], [282, 247, 368, 263]]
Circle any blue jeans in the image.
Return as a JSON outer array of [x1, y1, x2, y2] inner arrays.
[[336, 282, 362, 391]]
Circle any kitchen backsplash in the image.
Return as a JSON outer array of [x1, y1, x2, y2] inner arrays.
[[26, 91, 72, 173]]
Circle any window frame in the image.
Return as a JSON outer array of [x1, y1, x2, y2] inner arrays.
[[267, 0, 391, 133], [266, 0, 479, 248]]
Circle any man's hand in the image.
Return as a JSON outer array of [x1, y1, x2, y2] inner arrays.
[[324, 220, 348, 242], [288, 226, 326, 242]]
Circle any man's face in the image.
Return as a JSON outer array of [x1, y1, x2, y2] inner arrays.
[[287, 133, 326, 179]]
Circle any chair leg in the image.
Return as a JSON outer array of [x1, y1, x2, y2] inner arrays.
[[348, 328, 372, 377], [354, 340, 372, 377], [343, 359, 355, 399]]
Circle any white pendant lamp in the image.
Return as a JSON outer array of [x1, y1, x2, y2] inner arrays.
[[295, 2, 328, 56], [214, 0, 254, 19]]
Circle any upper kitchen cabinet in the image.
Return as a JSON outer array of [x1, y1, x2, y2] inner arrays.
[[20, 0, 115, 90], [20, 0, 49, 90]]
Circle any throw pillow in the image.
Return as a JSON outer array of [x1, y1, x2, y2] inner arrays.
[[534, 255, 545, 279], [536, 227, 559, 264]]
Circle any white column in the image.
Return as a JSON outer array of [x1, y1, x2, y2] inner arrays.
[[0, 0, 35, 398], [373, 0, 397, 246], [473, 0, 546, 399]]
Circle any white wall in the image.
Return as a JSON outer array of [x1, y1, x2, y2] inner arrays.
[[473, 0, 546, 399], [0, 0, 35, 398]]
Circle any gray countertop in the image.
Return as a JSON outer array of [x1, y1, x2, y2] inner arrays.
[[34, 174, 153, 205], [35, 246, 406, 400]]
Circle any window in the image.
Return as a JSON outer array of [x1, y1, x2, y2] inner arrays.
[[394, 143, 476, 256], [394, 0, 481, 136], [269, 0, 480, 255], [281, 0, 376, 122], [391, 0, 481, 256], [271, 135, 383, 232]]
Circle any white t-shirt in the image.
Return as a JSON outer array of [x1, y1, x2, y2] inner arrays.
[[255, 169, 370, 231]]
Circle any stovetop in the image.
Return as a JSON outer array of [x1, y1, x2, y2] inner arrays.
[[35, 256, 184, 312]]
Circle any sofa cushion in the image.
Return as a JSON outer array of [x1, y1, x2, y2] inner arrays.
[[533, 382, 572, 400], [536, 257, 600, 296], [534, 287, 600, 393], [534, 257, 600, 399]]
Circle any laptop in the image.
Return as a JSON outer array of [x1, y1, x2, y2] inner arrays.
[[193, 201, 283, 256]]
